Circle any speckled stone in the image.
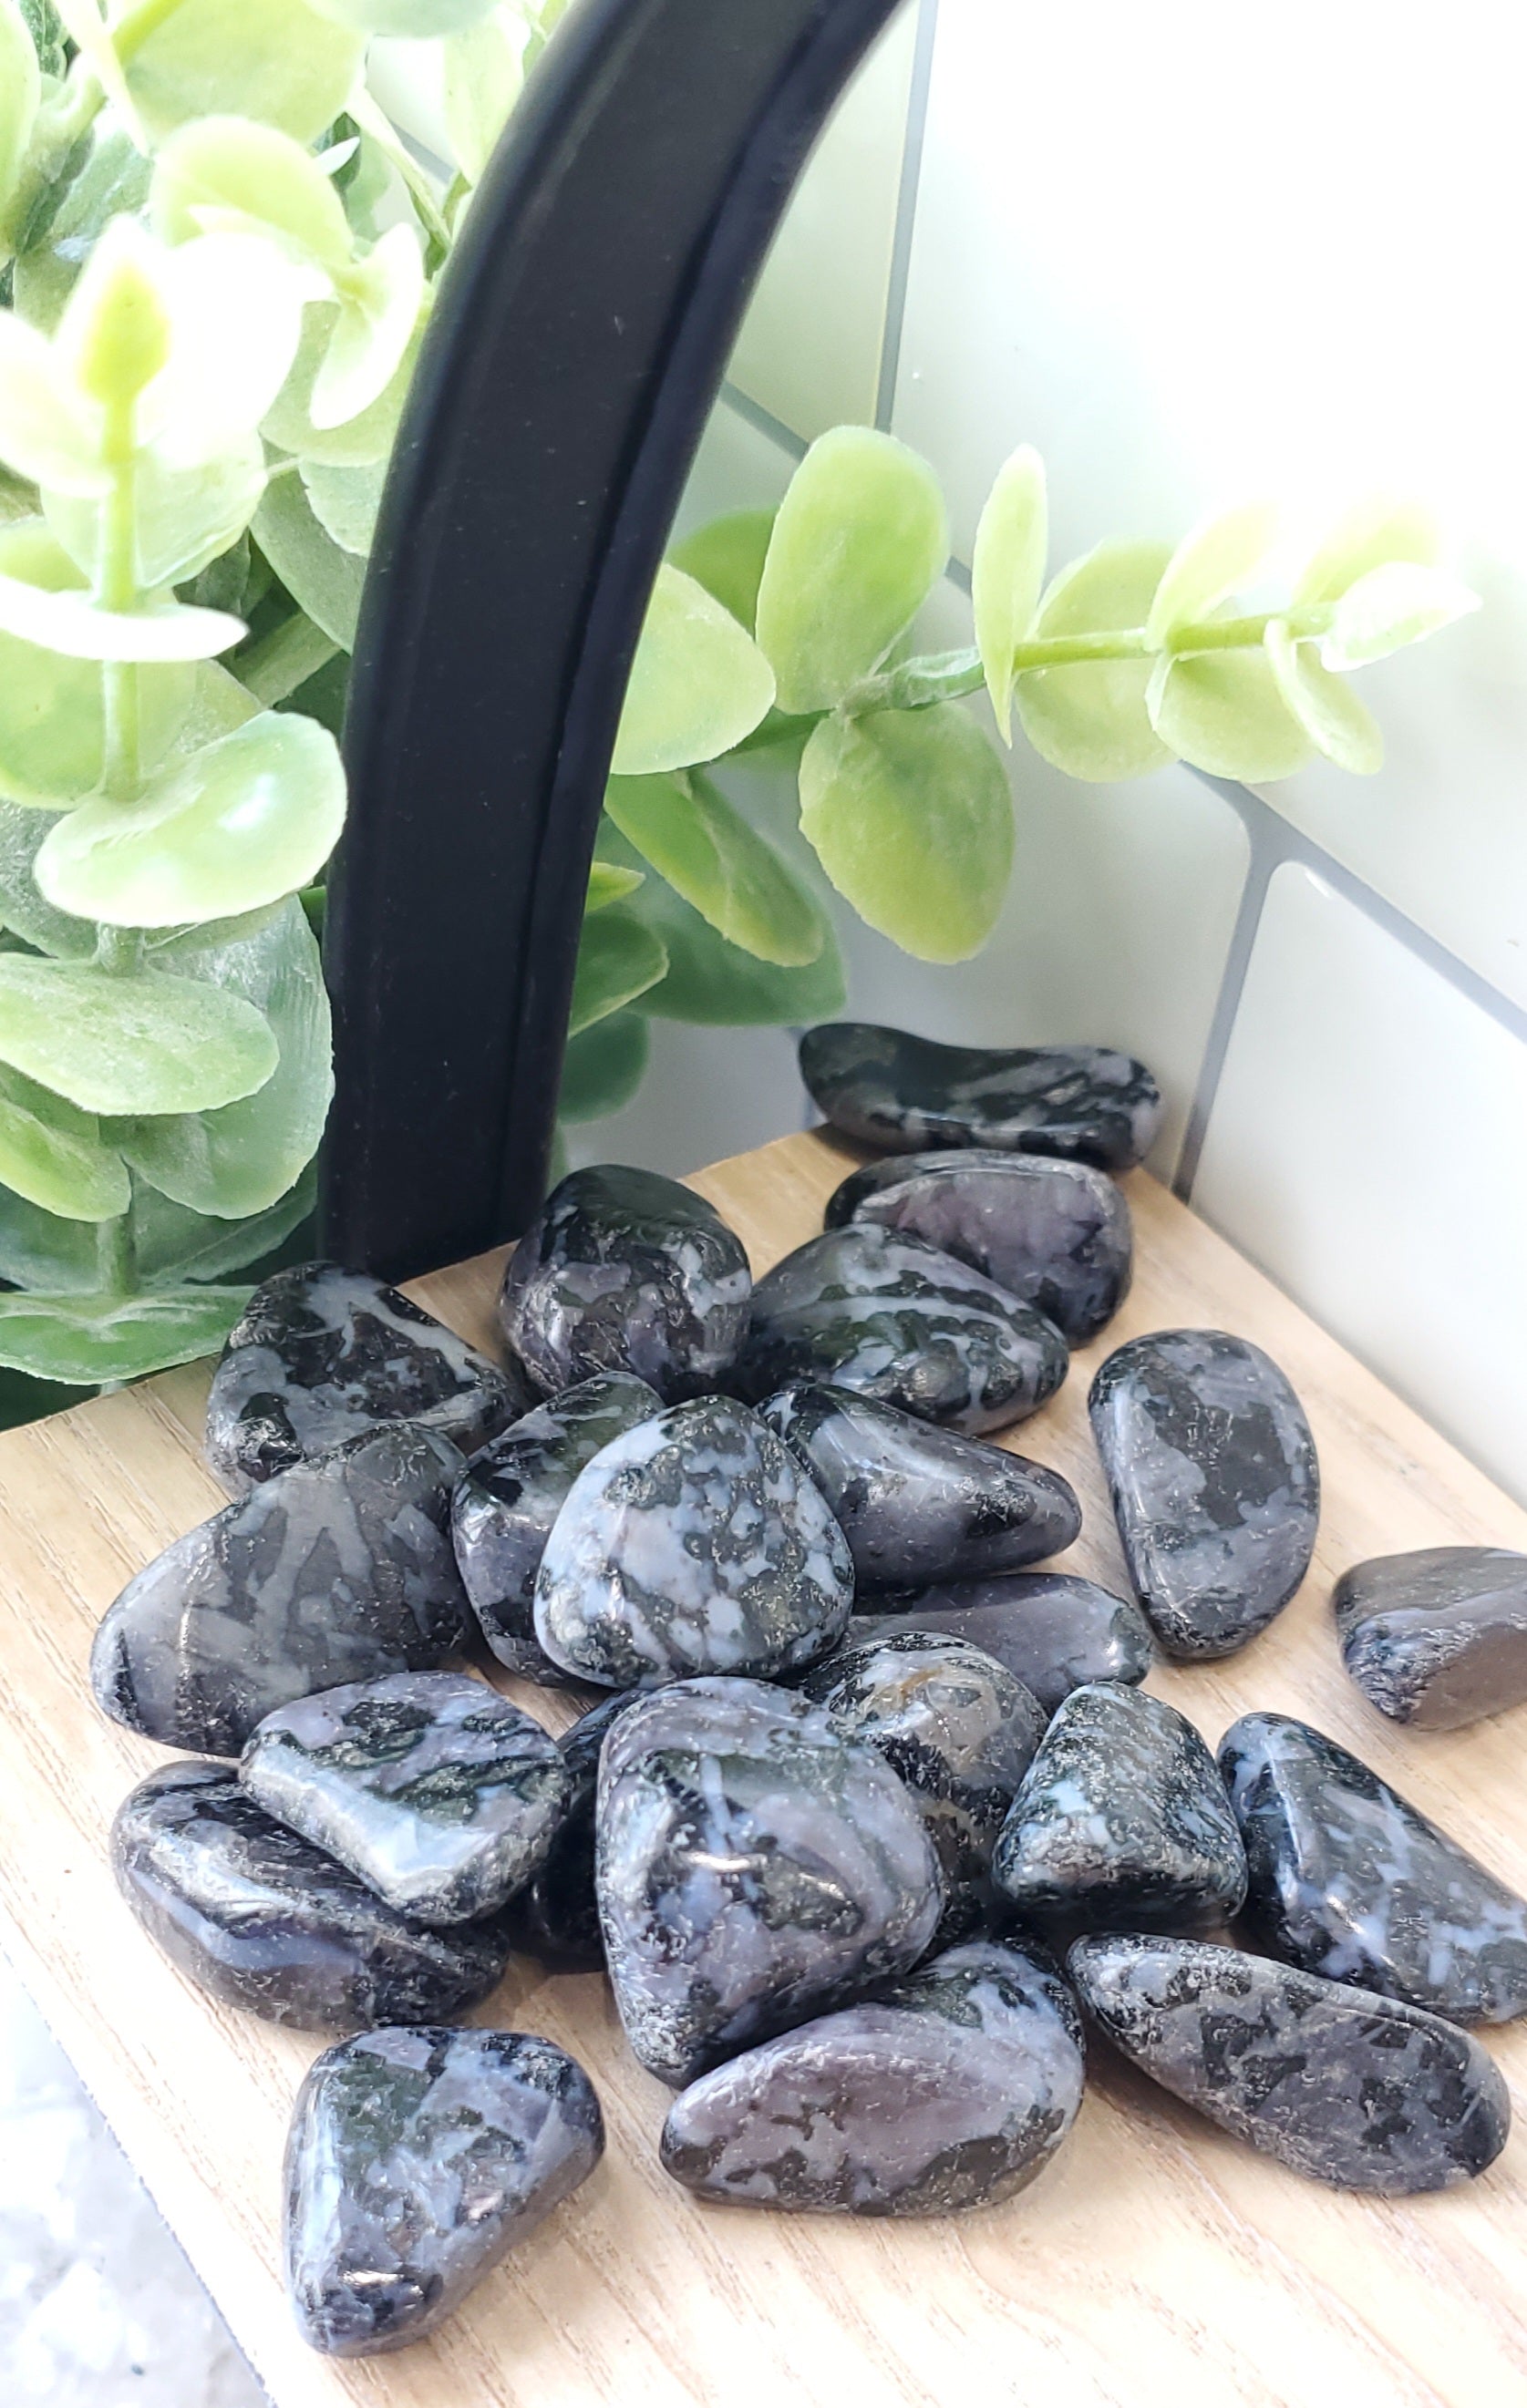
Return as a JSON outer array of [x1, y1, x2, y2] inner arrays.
[[91, 1425, 472, 1758], [111, 1763, 514, 2030], [849, 1572, 1154, 1715], [660, 1936, 1085, 2216], [993, 1682, 1246, 1932], [241, 1673, 572, 1926], [533, 1396, 852, 1689], [800, 1023, 1162, 1169], [205, 1263, 525, 1496], [1069, 1933, 1510, 2195], [1089, 1329, 1319, 1660], [595, 1678, 944, 2087], [451, 1373, 662, 1683], [1334, 1548, 1527, 1731], [497, 1165, 750, 1402], [510, 1692, 640, 1968], [285, 2027, 603, 2356], [738, 1226, 1068, 1438], [1219, 1711, 1527, 2025], [826, 1149, 1131, 1343]]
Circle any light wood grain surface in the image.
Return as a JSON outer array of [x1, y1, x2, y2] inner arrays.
[[2, 1127, 1526, 2408]]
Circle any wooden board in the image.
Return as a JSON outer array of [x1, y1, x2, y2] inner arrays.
[[3, 1127, 1527, 2408]]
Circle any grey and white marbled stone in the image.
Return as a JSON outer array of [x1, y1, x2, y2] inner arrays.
[[595, 1678, 944, 2087], [1089, 1329, 1319, 1660], [659, 1936, 1085, 2216], [510, 1692, 641, 1968], [497, 1165, 751, 1402], [533, 1396, 853, 1689], [1069, 1932, 1510, 2194], [111, 1763, 514, 2030], [800, 1631, 1045, 1944], [993, 1682, 1246, 1933], [826, 1149, 1132, 1343], [850, 1571, 1153, 1714], [1219, 1710, 1527, 2025], [204, 1263, 525, 1495], [450, 1373, 663, 1682], [91, 1425, 473, 1758], [241, 1673, 572, 1926], [738, 1225, 1068, 1438], [800, 1022, 1163, 1169], [761, 1380, 1079, 1594], [1334, 1547, 1527, 1731], [284, 2027, 603, 2356]]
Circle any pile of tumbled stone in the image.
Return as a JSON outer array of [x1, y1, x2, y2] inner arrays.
[[87, 1023, 1527, 2360]]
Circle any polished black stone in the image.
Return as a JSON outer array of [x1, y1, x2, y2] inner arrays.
[[509, 1690, 641, 1969], [1069, 1933, 1510, 2195], [849, 1571, 1154, 1714], [1219, 1711, 1527, 2025], [1335, 1548, 1527, 1731], [285, 2027, 604, 2355], [497, 1164, 750, 1402], [1089, 1329, 1319, 1659]]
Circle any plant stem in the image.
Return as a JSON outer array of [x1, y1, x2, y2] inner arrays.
[[238, 612, 342, 707], [95, 1210, 134, 1300], [98, 394, 142, 801]]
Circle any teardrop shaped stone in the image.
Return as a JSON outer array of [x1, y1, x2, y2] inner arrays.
[[285, 2027, 604, 2356], [1335, 1547, 1527, 1730], [738, 1226, 1068, 1437], [850, 1572, 1154, 1714], [800, 1023, 1163, 1168], [1219, 1710, 1527, 2024], [827, 1149, 1132, 1343], [451, 1372, 663, 1682], [993, 1682, 1246, 1932], [112, 1763, 514, 2030], [534, 1396, 852, 1688], [498, 1165, 751, 1401], [510, 1691, 641, 1968], [660, 1935, 1085, 2216], [1069, 1933, 1510, 2195], [596, 1677, 944, 2087], [1089, 1329, 1320, 1659], [205, 1262, 527, 1495]]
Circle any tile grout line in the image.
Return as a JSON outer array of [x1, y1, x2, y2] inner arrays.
[[874, 0, 941, 433], [719, 380, 807, 462], [1171, 790, 1276, 1200]]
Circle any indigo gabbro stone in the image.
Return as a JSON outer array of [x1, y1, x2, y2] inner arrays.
[[596, 1678, 944, 2087], [451, 1372, 663, 1683], [1069, 1934, 1510, 2196], [738, 1226, 1068, 1437], [112, 1763, 514, 2029], [1334, 1547, 1527, 1731], [241, 1673, 572, 1926], [660, 1937, 1085, 2217], [205, 1263, 525, 1495], [851, 1572, 1153, 1714], [761, 1381, 1078, 1593], [285, 2027, 604, 2356], [1089, 1329, 1319, 1660], [1220, 1711, 1527, 2025], [498, 1165, 751, 1402], [827, 1149, 1131, 1344], [511, 1691, 641, 1967], [534, 1396, 852, 1688], [994, 1682, 1246, 1932], [91, 1425, 472, 1757]]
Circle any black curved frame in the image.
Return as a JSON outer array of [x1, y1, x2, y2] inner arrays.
[[325, 0, 902, 1280]]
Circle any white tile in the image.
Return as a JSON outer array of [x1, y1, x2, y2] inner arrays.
[[1193, 864, 1527, 1507], [566, 1021, 807, 1176]]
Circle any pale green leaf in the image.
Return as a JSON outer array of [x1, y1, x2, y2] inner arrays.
[[0, 309, 108, 495], [1295, 497, 1441, 607], [0, 800, 96, 953], [119, 228, 325, 469], [586, 859, 644, 913], [1145, 501, 1279, 645], [670, 508, 777, 635], [313, 224, 423, 428], [53, 214, 172, 408], [263, 297, 423, 464], [253, 470, 364, 648], [0, 1282, 253, 1381], [1016, 540, 1173, 781], [568, 907, 667, 1035], [116, 0, 368, 147], [612, 564, 775, 777], [606, 770, 823, 967], [129, 1156, 316, 1282], [1264, 619, 1382, 776], [1321, 561, 1480, 671], [0, 1060, 129, 1217], [299, 456, 384, 554], [611, 822, 844, 1026], [972, 444, 1046, 741], [10, 129, 150, 333], [46, 437, 266, 591], [0, 571, 243, 661], [52, 0, 143, 143], [0, 1178, 96, 1287], [0, 0, 41, 244], [0, 956, 278, 1113], [558, 1009, 648, 1124], [442, 2, 530, 184], [1148, 647, 1312, 781], [150, 113, 353, 271]]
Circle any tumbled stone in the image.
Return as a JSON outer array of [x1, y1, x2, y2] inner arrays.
[[1335, 1547, 1527, 1731], [660, 1936, 1084, 2216], [596, 1678, 943, 2087], [993, 1682, 1246, 1932], [241, 1673, 572, 1926], [800, 1022, 1163, 1169], [451, 1373, 662, 1682], [827, 1149, 1131, 1344], [112, 1762, 514, 2030], [738, 1226, 1068, 1437], [498, 1164, 750, 1402], [1069, 1933, 1510, 2195], [1089, 1329, 1319, 1659], [534, 1396, 852, 1688], [205, 1262, 525, 1495], [849, 1571, 1153, 1714], [511, 1692, 640, 1968], [1220, 1710, 1527, 2024], [92, 1425, 472, 1757], [285, 2027, 604, 2356]]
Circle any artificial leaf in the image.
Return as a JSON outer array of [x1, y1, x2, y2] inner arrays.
[[130, 1155, 316, 1284], [1147, 647, 1312, 782], [670, 508, 777, 635], [0, 1059, 129, 1217], [150, 114, 353, 271], [605, 770, 822, 967], [0, 1178, 96, 1287], [1321, 561, 1480, 671], [0, 569, 243, 661], [116, 0, 368, 147], [51, 0, 142, 139], [55, 213, 172, 406], [1295, 498, 1440, 607], [299, 455, 384, 553], [0, 955, 278, 1113], [0, 800, 96, 954], [313, 223, 423, 427], [0, 0, 40, 245], [0, 308, 108, 495], [1264, 619, 1382, 776], [586, 859, 643, 912], [253, 470, 364, 648], [10, 129, 150, 332], [1016, 540, 1173, 781], [0, 1283, 254, 1382], [1145, 501, 1279, 645], [567, 906, 667, 1035], [558, 1009, 648, 1124], [263, 297, 424, 464], [46, 436, 266, 590], [611, 564, 776, 777], [624, 846, 845, 1025], [972, 444, 1046, 741], [113, 227, 324, 469], [442, 2, 531, 184]]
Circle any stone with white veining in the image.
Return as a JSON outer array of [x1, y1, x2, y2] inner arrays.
[[1335, 1547, 1527, 1730], [848, 1571, 1154, 1714], [800, 1023, 1162, 1169]]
